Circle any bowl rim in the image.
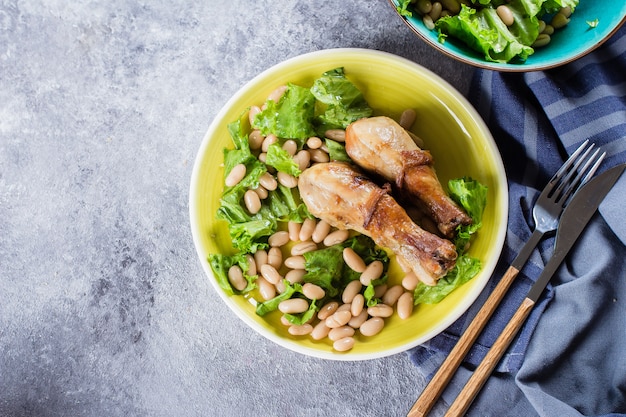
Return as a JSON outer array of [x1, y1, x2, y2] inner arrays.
[[388, 0, 626, 72], [189, 47, 509, 360]]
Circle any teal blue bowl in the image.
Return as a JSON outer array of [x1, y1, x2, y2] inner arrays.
[[389, 0, 626, 71]]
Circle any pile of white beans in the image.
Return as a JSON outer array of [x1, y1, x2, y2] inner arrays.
[[223, 85, 424, 352], [412, 0, 573, 49]]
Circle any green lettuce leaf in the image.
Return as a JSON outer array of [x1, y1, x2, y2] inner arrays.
[[413, 255, 482, 304], [396, 0, 413, 17], [436, 4, 535, 63], [265, 142, 302, 177], [449, 177, 488, 251], [253, 83, 317, 141], [324, 139, 352, 163], [311, 67, 373, 131]]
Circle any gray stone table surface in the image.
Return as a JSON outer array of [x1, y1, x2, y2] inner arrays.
[[0, 1, 475, 416]]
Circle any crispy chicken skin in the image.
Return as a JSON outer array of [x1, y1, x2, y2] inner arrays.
[[345, 116, 472, 238], [298, 162, 457, 284]]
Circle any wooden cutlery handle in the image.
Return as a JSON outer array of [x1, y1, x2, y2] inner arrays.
[[407, 265, 520, 417], [444, 297, 536, 417]]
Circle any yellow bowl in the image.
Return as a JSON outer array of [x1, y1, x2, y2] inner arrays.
[[189, 49, 508, 360]]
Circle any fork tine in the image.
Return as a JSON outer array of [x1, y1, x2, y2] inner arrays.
[[554, 146, 606, 204], [542, 140, 590, 196], [551, 143, 595, 200]]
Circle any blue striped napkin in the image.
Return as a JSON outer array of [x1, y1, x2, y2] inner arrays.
[[408, 24, 626, 416]]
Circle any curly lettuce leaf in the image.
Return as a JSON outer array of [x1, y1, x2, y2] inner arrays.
[[254, 83, 317, 141], [413, 255, 482, 304], [325, 139, 352, 163], [396, 0, 413, 17], [436, 4, 536, 63], [265, 142, 302, 177], [311, 67, 373, 131]]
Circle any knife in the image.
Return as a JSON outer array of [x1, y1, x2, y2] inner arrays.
[[443, 163, 626, 417]]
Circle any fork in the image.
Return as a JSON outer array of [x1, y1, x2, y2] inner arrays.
[[407, 140, 605, 417]]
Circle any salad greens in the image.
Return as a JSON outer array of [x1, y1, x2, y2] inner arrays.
[[396, 0, 579, 63], [209, 67, 489, 327]]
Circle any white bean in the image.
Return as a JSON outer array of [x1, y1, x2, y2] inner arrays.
[[333, 336, 355, 352], [299, 218, 316, 241], [306, 136, 323, 149], [324, 129, 346, 142], [311, 321, 331, 340], [267, 247, 282, 269], [309, 148, 329, 163], [325, 310, 352, 328], [342, 280, 362, 304], [252, 185, 268, 200], [254, 249, 268, 269], [282, 139, 298, 156], [323, 229, 350, 246], [360, 260, 384, 285], [287, 221, 301, 242], [268, 231, 290, 247], [261, 134, 278, 152], [248, 129, 265, 150], [227, 265, 247, 291], [374, 284, 387, 299], [367, 304, 394, 318], [360, 317, 385, 337], [279, 298, 309, 314], [294, 150, 311, 171], [397, 292, 414, 319], [302, 283, 325, 300], [350, 293, 365, 317], [328, 325, 355, 341], [382, 285, 404, 307], [267, 85, 287, 103], [259, 172, 278, 191], [496, 5, 515, 26], [285, 269, 305, 284], [348, 309, 368, 328], [291, 241, 317, 256], [311, 220, 331, 243], [225, 163, 246, 187], [277, 171, 298, 188], [244, 189, 261, 214], [260, 264, 282, 285], [257, 276, 275, 300], [318, 301, 339, 320], [402, 272, 420, 291], [284, 255, 306, 270], [343, 248, 366, 273], [288, 323, 313, 336]]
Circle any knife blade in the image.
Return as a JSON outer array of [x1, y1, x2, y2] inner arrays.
[[527, 163, 626, 301], [444, 163, 626, 417]]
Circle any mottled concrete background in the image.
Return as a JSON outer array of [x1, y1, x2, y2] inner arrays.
[[0, 1, 473, 416]]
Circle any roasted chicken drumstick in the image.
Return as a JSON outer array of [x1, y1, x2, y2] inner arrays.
[[345, 116, 472, 238], [298, 162, 457, 284]]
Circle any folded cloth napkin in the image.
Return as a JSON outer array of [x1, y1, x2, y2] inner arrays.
[[407, 24, 626, 417]]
